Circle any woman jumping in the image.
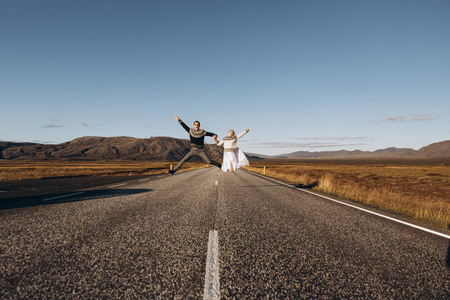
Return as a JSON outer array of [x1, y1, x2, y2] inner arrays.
[[214, 127, 250, 172]]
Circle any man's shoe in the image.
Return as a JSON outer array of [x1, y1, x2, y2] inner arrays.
[[168, 170, 175, 175]]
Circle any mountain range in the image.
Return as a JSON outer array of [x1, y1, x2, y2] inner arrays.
[[0, 136, 223, 162], [1, 137, 449, 161], [275, 142, 450, 159]]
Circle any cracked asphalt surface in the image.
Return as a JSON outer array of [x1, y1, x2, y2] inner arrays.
[[0, 168, 449, 298]]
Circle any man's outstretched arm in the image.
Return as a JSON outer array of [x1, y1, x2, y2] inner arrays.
[[174, 115, 190, 133], [205, 131, 217, 137]]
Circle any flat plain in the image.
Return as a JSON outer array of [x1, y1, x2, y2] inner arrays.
[[244, 158, 450, 229]]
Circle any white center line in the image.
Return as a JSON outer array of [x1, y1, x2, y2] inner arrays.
[[42, 192, 84, 202], [247, 170, 450, 240], [109, 183, 127, 188], [204, 230, 220, 300], [215, 180, 218, 185]]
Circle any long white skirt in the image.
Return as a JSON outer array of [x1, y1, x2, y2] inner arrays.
[[221, 148, 249, 172]]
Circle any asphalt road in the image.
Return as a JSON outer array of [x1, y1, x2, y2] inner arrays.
[[0, 168, 449, 299]]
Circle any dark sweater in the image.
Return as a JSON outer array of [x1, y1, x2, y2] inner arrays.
[[179, 120, 216, 149]]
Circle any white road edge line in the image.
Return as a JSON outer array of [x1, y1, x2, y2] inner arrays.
[[247, 170, 450, 240], [204, 230, 220, 300], [215, 180, 218, 186], [157, 175, 164, 178], [139, 178, 151, 182], [42, 192, 84, 202], [109, 183, 127, 188]]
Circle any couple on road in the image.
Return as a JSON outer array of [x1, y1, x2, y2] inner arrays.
[[169, 115, 249, 174]]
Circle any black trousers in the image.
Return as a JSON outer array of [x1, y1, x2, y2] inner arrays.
[[173, 148, 221, 172]]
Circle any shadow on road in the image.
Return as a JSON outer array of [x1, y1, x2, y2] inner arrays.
[[295, 182, 319, 189], [240, 180, 321, 188], [240, 184, 286, 188], [447, 241, 450, 269], [0, 188, 153, 210], [240, 183, 319, 189]]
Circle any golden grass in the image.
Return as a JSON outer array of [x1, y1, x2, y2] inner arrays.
[[0, 161, 208, 181], [244, 161, 450, 229]]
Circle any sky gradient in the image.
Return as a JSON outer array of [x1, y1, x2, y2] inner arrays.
[[1, 0, 449, 155]]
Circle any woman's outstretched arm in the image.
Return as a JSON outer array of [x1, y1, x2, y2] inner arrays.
[[236, 127, 250, 139]]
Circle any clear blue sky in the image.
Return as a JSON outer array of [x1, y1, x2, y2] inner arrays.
[[1, 0, 449, 155]]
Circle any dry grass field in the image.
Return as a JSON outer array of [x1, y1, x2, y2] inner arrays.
[[244, 160, 450, 229], [0, 161, 206, 182]]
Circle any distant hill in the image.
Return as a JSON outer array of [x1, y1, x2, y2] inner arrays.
[[415, 140, 450, 158], [0, 142, 40, 159], [0, 136, 223, 161], [1, 137, 449, 161]]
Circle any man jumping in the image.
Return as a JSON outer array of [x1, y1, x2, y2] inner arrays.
[[169, 115, 222, 174]]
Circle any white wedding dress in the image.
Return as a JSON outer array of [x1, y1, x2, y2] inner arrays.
[[221, 147, 249, 172]]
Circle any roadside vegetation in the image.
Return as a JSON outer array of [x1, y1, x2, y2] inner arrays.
[[244, 160, 449, 229], [0, 161, 207, 181]]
